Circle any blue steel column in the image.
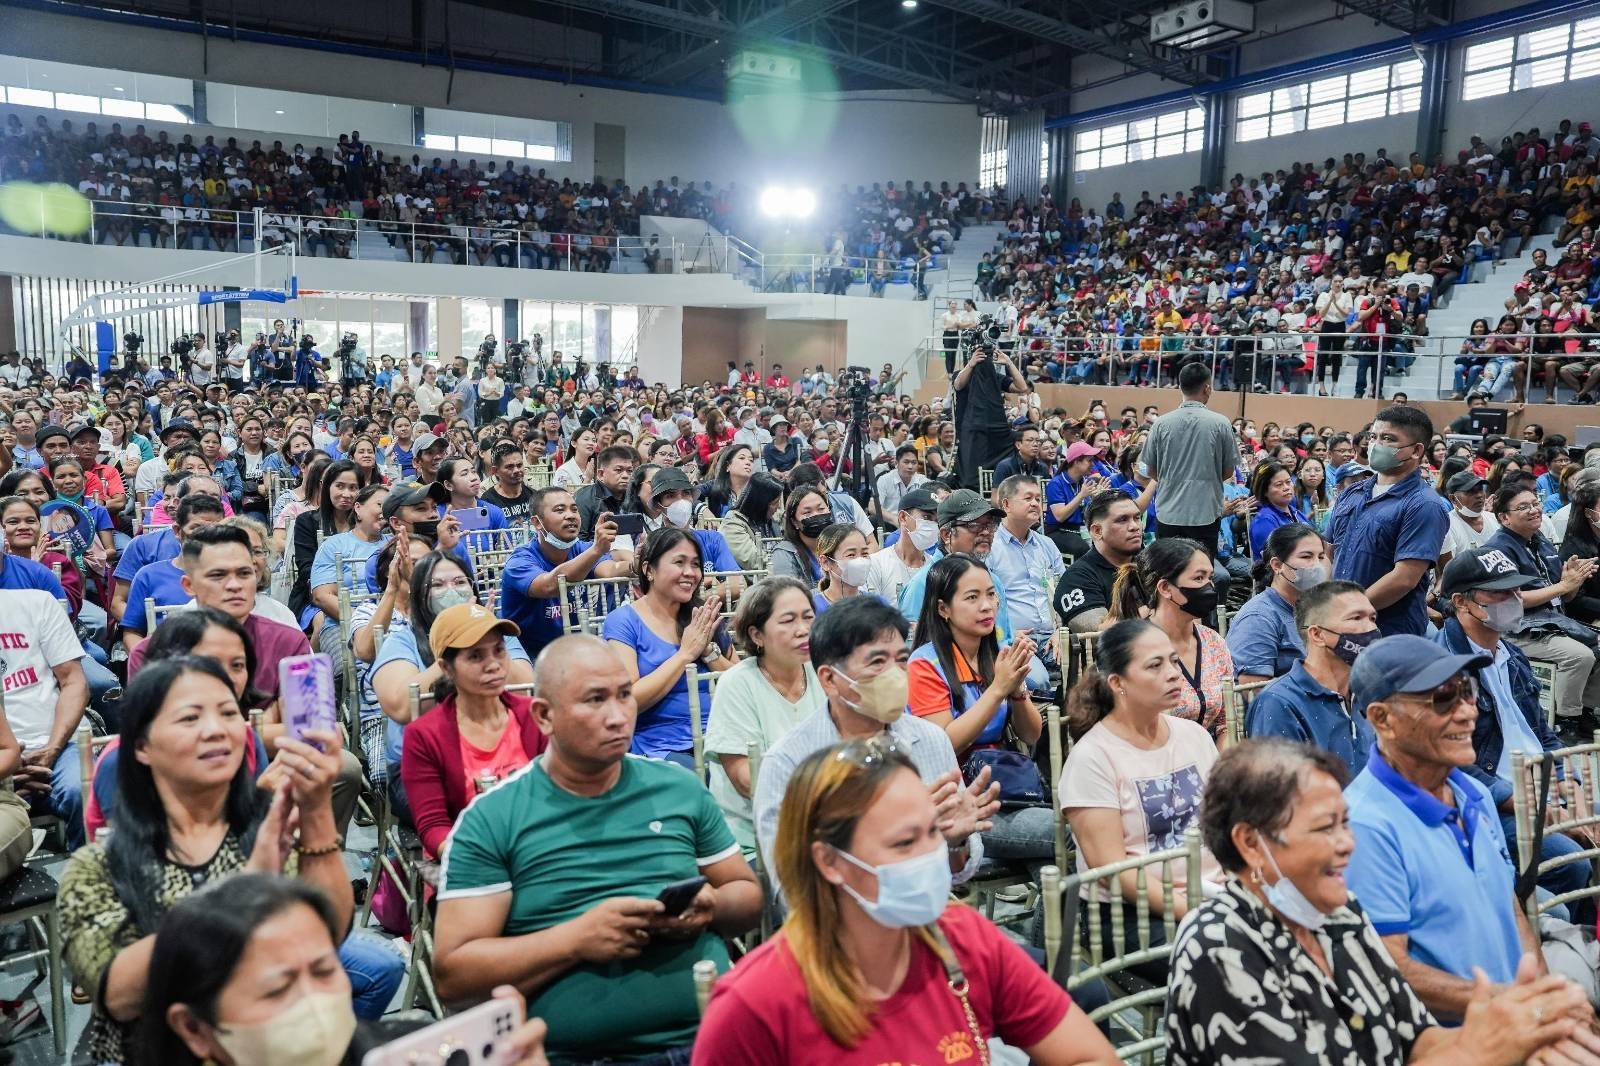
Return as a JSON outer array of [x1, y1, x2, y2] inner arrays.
[[1415, 40, 1448, 164]]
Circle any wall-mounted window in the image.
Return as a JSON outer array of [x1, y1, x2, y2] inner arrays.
[[0, 55, 193, 123], [979, 115, 1008, 195], [1235, 58, 1421, 143], [1073, 107, 1204, 173], [420, 108, 571, 163], [1462, 16, 1600, 101]]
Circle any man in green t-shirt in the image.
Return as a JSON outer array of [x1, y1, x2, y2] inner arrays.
[[434, 634, 762, 1060]]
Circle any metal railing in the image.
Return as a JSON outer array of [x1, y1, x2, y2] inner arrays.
[[915, 328, 1600, 402], [3, 197, 688, 275]]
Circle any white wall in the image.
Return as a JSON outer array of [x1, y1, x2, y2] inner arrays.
[[3, 6, 979, 193]]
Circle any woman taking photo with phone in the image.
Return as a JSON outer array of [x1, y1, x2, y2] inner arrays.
[[58, 656, 349, 1064], [141, 873, 551, 1066], [694, 738, 1118, 1063]]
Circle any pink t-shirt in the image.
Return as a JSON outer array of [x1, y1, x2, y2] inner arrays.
[[693, 905, 1071, 1064], [458, 719, 531, 793], [1060, 716, 1222, 896]]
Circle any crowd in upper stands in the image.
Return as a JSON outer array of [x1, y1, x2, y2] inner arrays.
[[11, 99, 1600, 1066], [972, 118, 1600, 402]]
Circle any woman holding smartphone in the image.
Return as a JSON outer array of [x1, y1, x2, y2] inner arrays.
[[436, 458, 509, 549]]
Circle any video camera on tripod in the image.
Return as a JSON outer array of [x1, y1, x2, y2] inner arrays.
[[504, 339, 529, 381], [959, 313, 1003, 350]]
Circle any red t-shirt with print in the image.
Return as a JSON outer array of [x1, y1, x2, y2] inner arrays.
[[693, 904, 1071, 1064]]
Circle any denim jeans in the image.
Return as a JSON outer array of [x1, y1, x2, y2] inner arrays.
[[552, 1046, 693, 1066], [338, 929, 408, 1019], [1481, 357, 1522, 400], [22, 742, 83, 850], [1454, 357, 1486, 395], [982, 805, 1058, 863]]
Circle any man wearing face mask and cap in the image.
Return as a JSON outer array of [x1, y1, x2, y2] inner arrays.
[[1244, 579, 1381, 775], [499, 486, 628, 656], [646, 466, 741, 574], [865, 487, 941, 607], [1441, 470, 1499, 567], [752, 597, 996, 896], [1432, 545, 1591, 907], [1324, 405, 1448, 636]]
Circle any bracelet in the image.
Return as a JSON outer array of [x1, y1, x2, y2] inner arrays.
[[295, 836, 344, 857]]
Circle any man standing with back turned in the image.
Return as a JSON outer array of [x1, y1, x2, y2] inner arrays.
[[1141, 364, 1238, 554]]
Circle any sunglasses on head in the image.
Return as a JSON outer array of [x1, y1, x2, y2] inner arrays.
[[1394, 674, 1477, 715]]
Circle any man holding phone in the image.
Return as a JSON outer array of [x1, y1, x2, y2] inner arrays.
[[500, 487, 630, 656], [576, 445, 636, 541], [434, 635, 760, 1061]]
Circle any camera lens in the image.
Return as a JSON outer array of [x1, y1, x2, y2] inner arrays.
[[443, 1049, 469, 1066]]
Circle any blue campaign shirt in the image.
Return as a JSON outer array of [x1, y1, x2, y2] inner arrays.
[[122, 558, 190, 633], [0, 553, 67, 600], [499, 539, 610, 656], [1248, 501, 1310, 558], [1324, 469, 1448, 636], [1244, 661, 1374, 775], [1044, 472, 1084, 531], [114, 527, 179, 582], [693, 528, 739, 573], [908, 643, 1009, 745], [601, 601, 711, 758], [1344, 748, 1522, 987], [1224, 587, 1304, 678]]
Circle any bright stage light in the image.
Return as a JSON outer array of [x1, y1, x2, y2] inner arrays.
[[759, 185, 816, 219]]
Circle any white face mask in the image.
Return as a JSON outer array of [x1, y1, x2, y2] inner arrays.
[[664, 498, 694, 528], [835, 557, 872, 588], [1259, 838, 1328, 931], [1456, 504, 1482, 518], [908, 519, 940, 551]]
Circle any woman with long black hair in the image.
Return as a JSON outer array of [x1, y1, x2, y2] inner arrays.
[[720, 472, 784, 572], [702, 443, 756, 519], [288, 458, 360, 623], [58, 656, 347, 1064]]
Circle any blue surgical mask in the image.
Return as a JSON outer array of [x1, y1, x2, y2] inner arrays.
[[1260, 839, 1327, 931], [835, 844, 951, 928]]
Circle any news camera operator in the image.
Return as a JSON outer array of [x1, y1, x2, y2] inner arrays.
[[337, 331, 367, 391], [953, 327, 1027, 492]]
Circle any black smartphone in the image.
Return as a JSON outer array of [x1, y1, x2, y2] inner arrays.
[[656, 876, 708, 917], [611, 512, 646, 537]]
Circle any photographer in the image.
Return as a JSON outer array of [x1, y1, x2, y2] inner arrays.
[[952, 340, 1027, 493], [187, 332, 215, 389], [247, 332, 271, 386], [338, 332, 367, 391], [295, 334, 323, 389], [222, 329, 248, 388], [269, 319, 296, 383]]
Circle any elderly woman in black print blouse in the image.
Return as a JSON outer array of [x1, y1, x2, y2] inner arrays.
[[1166, 738, 1600, 1066]]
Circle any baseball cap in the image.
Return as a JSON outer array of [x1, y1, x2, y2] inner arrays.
[[428, 602, 520, 660], [936, 489, 1002, 528], [67, 421, 100, 442], [412, 432, 446, 453], [382, 479, 449, 518], [1350, 633, 1489, 716], [1331, 461, 1373, 485], [1063, 441, 1102, 464], [1445, 470, 1488, 495], [1438, 546, 1538, 599], [898, 487, 939, 515], [650, 466, 694, 496], [160, 418, 198, 442]]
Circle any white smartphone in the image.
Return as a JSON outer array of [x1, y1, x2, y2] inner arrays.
[[361, 997, 521, 1066]]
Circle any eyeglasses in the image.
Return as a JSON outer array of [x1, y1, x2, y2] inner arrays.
[[1394, 674, 1477, 716], [1508, 502, 1542, 515], [956, 518, 997, 534]]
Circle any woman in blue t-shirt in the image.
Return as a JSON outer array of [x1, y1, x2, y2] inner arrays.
[[603, 527, 731, 766], [1248, 461, 1309, 560]]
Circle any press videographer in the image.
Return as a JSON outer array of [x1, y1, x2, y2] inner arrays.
[[338, 331, 368, 390], [223, 328, 248, 388], [953, 338, 1027, 492]]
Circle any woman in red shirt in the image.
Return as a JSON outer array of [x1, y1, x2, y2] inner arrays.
[[694, 738, 1116, 1064], [696, 406, 735, 469], [399, 601, 547, 858]]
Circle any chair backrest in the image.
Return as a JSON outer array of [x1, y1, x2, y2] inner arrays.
[[1224, 677, 1271, 746], [758, 537, 784, 565], [1530, 661, 1559, 729], [978, 468, 994, 495], [525, 463, 553, 490], [685, 663, 723, 780], [1044, 827, 1204, 1037], [1511, 740, 1600, 924], [1044, 703, 1071, 873], [706, 570, 770, 620], [76, 723, 119, 844], [1215, 606, 1231, 638], [556, 574, 634, 636], [144, 597, 185, 634]]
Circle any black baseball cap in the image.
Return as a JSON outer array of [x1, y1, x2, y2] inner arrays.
[[382, 479, 449, 518], [1438, 546, 1538, 599], [1445, 470, 1488, 495], [899, 487, 939, 515]]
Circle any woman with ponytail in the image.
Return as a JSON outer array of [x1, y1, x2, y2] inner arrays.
[[1059, 619, 1222, 982], [1226, 523, 1329, 684], [1107, 538, 1234, 741]]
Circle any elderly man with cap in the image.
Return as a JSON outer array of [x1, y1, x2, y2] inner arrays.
[[411, 431, 448, 486], [731, 404, 771, 460], [34, 425, 72, 470], [1442, 469, 1499, 567], [70, 422, 127, 524], [132, 417, 200, 503], [1432, 545, 1591, 908], [1343, 632, 1559, 1021]]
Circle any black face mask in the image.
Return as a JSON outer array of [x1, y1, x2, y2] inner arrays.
[[799, 514, 833, 539], [1175, 582, 1219, 619], [412, 517, 440, 542]]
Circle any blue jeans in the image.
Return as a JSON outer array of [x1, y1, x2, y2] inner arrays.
[[338, 929, 407, 1019], [981, 805, 1057, 863], [1454, 357, 1486, 395], [1481, 357, 1523, 400], [552, 1047, 693, 1066], [22, 742, 83, 850], [78, 600, 109, 647]]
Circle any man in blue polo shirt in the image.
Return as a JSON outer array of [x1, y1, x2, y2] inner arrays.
[[120, 494, 227, 650], [1344, 633, 1540, 1020], [647, 468, 740, 573], [111, 523, 179, 620], [1324, 406, 1447, 636], [1245, 579, 1379, 775], [500, 486, 627, 659]]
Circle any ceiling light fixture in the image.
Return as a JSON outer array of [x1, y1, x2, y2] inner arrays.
[[901, 0, 918, 8]]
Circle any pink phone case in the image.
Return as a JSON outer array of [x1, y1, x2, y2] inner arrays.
[[278, 654, 337, 745], [360, 997, 521, 1065]]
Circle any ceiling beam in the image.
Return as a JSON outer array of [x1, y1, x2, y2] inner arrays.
[[630, 0, 859, 84], [915, 0, 1207, 85]]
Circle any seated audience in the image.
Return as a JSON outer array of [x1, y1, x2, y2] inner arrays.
[[1054, 490, 1144, 634], [1226, 523, 1328, 682]]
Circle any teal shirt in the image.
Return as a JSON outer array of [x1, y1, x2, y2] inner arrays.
[[439, 755, 738, 1057]]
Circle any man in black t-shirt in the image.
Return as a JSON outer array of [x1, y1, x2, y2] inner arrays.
[[1053, 492, 1144, 634], [480, 442, 536, 524], [953, 342, 1027, 491]]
